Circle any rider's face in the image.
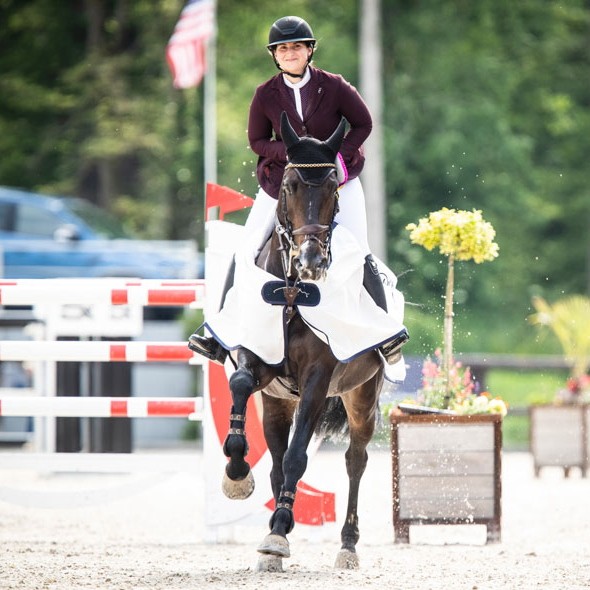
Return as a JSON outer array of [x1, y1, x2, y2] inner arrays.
[[274, 42, 312, 76]]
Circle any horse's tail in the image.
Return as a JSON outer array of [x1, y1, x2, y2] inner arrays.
[[315, 397, 349, 440]]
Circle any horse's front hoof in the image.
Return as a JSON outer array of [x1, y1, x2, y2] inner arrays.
[[334, 549, 360, 570], [255, 553, 284, 573], [257, 533, 290, 558], [221, 469, 255, 499]]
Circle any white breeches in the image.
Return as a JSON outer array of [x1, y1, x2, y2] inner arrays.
[[244, 177, 371, 257]]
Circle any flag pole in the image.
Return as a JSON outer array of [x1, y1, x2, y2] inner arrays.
[[203, 0, 217, 189]]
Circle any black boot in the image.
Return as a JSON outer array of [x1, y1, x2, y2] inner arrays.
[[188, 257, 236, 365], [363, 254, 409, 364]]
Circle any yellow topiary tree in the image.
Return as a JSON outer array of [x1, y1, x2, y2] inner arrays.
[[406, 208, 499, 400]]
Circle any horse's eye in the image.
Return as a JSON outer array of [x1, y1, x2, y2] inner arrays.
[[284, 178, 298, 196]]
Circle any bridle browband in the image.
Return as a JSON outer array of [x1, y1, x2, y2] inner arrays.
[[285, 162, 335, 170], [275, 161, 339, 292]]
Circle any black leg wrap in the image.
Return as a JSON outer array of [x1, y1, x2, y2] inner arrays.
[[222, 407, 249, 458], [269, 489, 296, 535]]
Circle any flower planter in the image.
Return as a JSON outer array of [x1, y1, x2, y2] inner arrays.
[[390, 413, 502, 544], [529, 404, 588, 478]]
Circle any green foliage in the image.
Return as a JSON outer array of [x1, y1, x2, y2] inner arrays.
[[501, 415, 529, 451], [384, 0, 590, 348], [0, 0, 205, 243], [401, 304, 442, 357]]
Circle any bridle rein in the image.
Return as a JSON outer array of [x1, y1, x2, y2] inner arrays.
[[275, 161, 339, 282]]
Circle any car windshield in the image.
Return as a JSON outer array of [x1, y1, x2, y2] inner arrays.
[[64, 198, 130, 239]]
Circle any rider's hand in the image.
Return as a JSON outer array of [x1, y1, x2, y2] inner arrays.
[[335, 153, 348, 187]]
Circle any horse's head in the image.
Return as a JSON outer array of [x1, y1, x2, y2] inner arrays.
[[277, 112, 346, 282]]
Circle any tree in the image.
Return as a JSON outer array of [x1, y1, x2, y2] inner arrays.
[[407, 208, 499, 396], [382, 0, 590, 352]]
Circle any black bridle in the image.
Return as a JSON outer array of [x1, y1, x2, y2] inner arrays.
[[275, 161, 339, 281]]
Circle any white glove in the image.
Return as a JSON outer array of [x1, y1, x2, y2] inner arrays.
[[335, 153, 348, 187]]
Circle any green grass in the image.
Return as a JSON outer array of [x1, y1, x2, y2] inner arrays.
[[485, 369, 567, 408], [486, 369, 567, 451]]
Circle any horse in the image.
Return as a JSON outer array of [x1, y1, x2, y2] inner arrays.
[[221, 112, 386, 572]]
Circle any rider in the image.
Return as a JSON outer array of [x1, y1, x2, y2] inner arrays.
[[189, 15, 409, 365]]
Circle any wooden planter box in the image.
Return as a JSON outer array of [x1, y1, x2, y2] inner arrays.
[[390, 413, 502, 544], [529, 404, 588, 478]]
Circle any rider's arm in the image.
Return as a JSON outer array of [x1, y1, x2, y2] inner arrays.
[[336, 76, 372, 166], [248, 87, 287, 161]]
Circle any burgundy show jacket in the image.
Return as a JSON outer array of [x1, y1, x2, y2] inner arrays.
[[247, 66, 373, 199]]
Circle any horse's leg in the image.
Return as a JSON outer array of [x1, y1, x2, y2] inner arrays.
[[255, 394, 297, 572], [221, 365, 256, 499], [222, 352, 275, 500], [258, 369, 330, 558], [333, 378, 380, 570], [261, 394, 298, 500]]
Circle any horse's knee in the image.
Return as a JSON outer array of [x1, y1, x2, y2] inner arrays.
[[229, 369, 256, 399]]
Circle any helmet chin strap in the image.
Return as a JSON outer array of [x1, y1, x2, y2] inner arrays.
[[282, 68, 306, 79], [274, 61, 307, 78]]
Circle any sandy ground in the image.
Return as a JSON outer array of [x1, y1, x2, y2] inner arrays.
[[0, 445, 589, 590]]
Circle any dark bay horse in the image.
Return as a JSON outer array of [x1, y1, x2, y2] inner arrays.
[[222, 112, 385, 571]]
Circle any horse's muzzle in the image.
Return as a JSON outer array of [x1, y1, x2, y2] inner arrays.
[[293, 242, 328, 281], [295, 263, 327, 282]]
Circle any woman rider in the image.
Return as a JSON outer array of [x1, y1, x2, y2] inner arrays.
[[189, 15, 408, 364]]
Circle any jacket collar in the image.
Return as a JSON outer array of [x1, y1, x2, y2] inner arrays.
[[270, 67, 325, 124]]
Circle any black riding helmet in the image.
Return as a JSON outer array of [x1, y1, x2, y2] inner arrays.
[[267, 16, 316, 77]]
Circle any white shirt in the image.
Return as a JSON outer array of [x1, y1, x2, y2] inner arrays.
[[282, 68, 311, 120]]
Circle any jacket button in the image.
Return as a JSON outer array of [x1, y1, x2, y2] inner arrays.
[[302, 125, 307, 134]]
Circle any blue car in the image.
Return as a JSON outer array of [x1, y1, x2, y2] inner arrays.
[[0, 186, 201, 279]]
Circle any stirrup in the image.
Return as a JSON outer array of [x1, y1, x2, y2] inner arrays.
[[188, 333, 228, 366], [380, 330, 409, 365]]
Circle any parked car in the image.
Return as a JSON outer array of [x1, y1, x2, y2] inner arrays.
[[0, 186, 201, 279]]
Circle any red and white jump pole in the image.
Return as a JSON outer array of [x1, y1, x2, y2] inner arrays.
[[0, 341, 204, 363], [0, 396, 203, 419], [0, 278, 206, 307]]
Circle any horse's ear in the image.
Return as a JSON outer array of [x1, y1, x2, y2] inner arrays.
[[280, 111, 300, 151], [325, 117, 347, 155]]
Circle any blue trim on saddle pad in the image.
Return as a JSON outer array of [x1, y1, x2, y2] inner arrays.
[[261, 280, 321, 307]]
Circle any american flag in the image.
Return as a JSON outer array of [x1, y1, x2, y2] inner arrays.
[[166, 0, 215, 89]]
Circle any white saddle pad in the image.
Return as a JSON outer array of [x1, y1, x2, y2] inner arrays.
[[204, 223, 407, 381]]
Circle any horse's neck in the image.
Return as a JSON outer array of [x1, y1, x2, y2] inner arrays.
[[256, 232, 288, 279]]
